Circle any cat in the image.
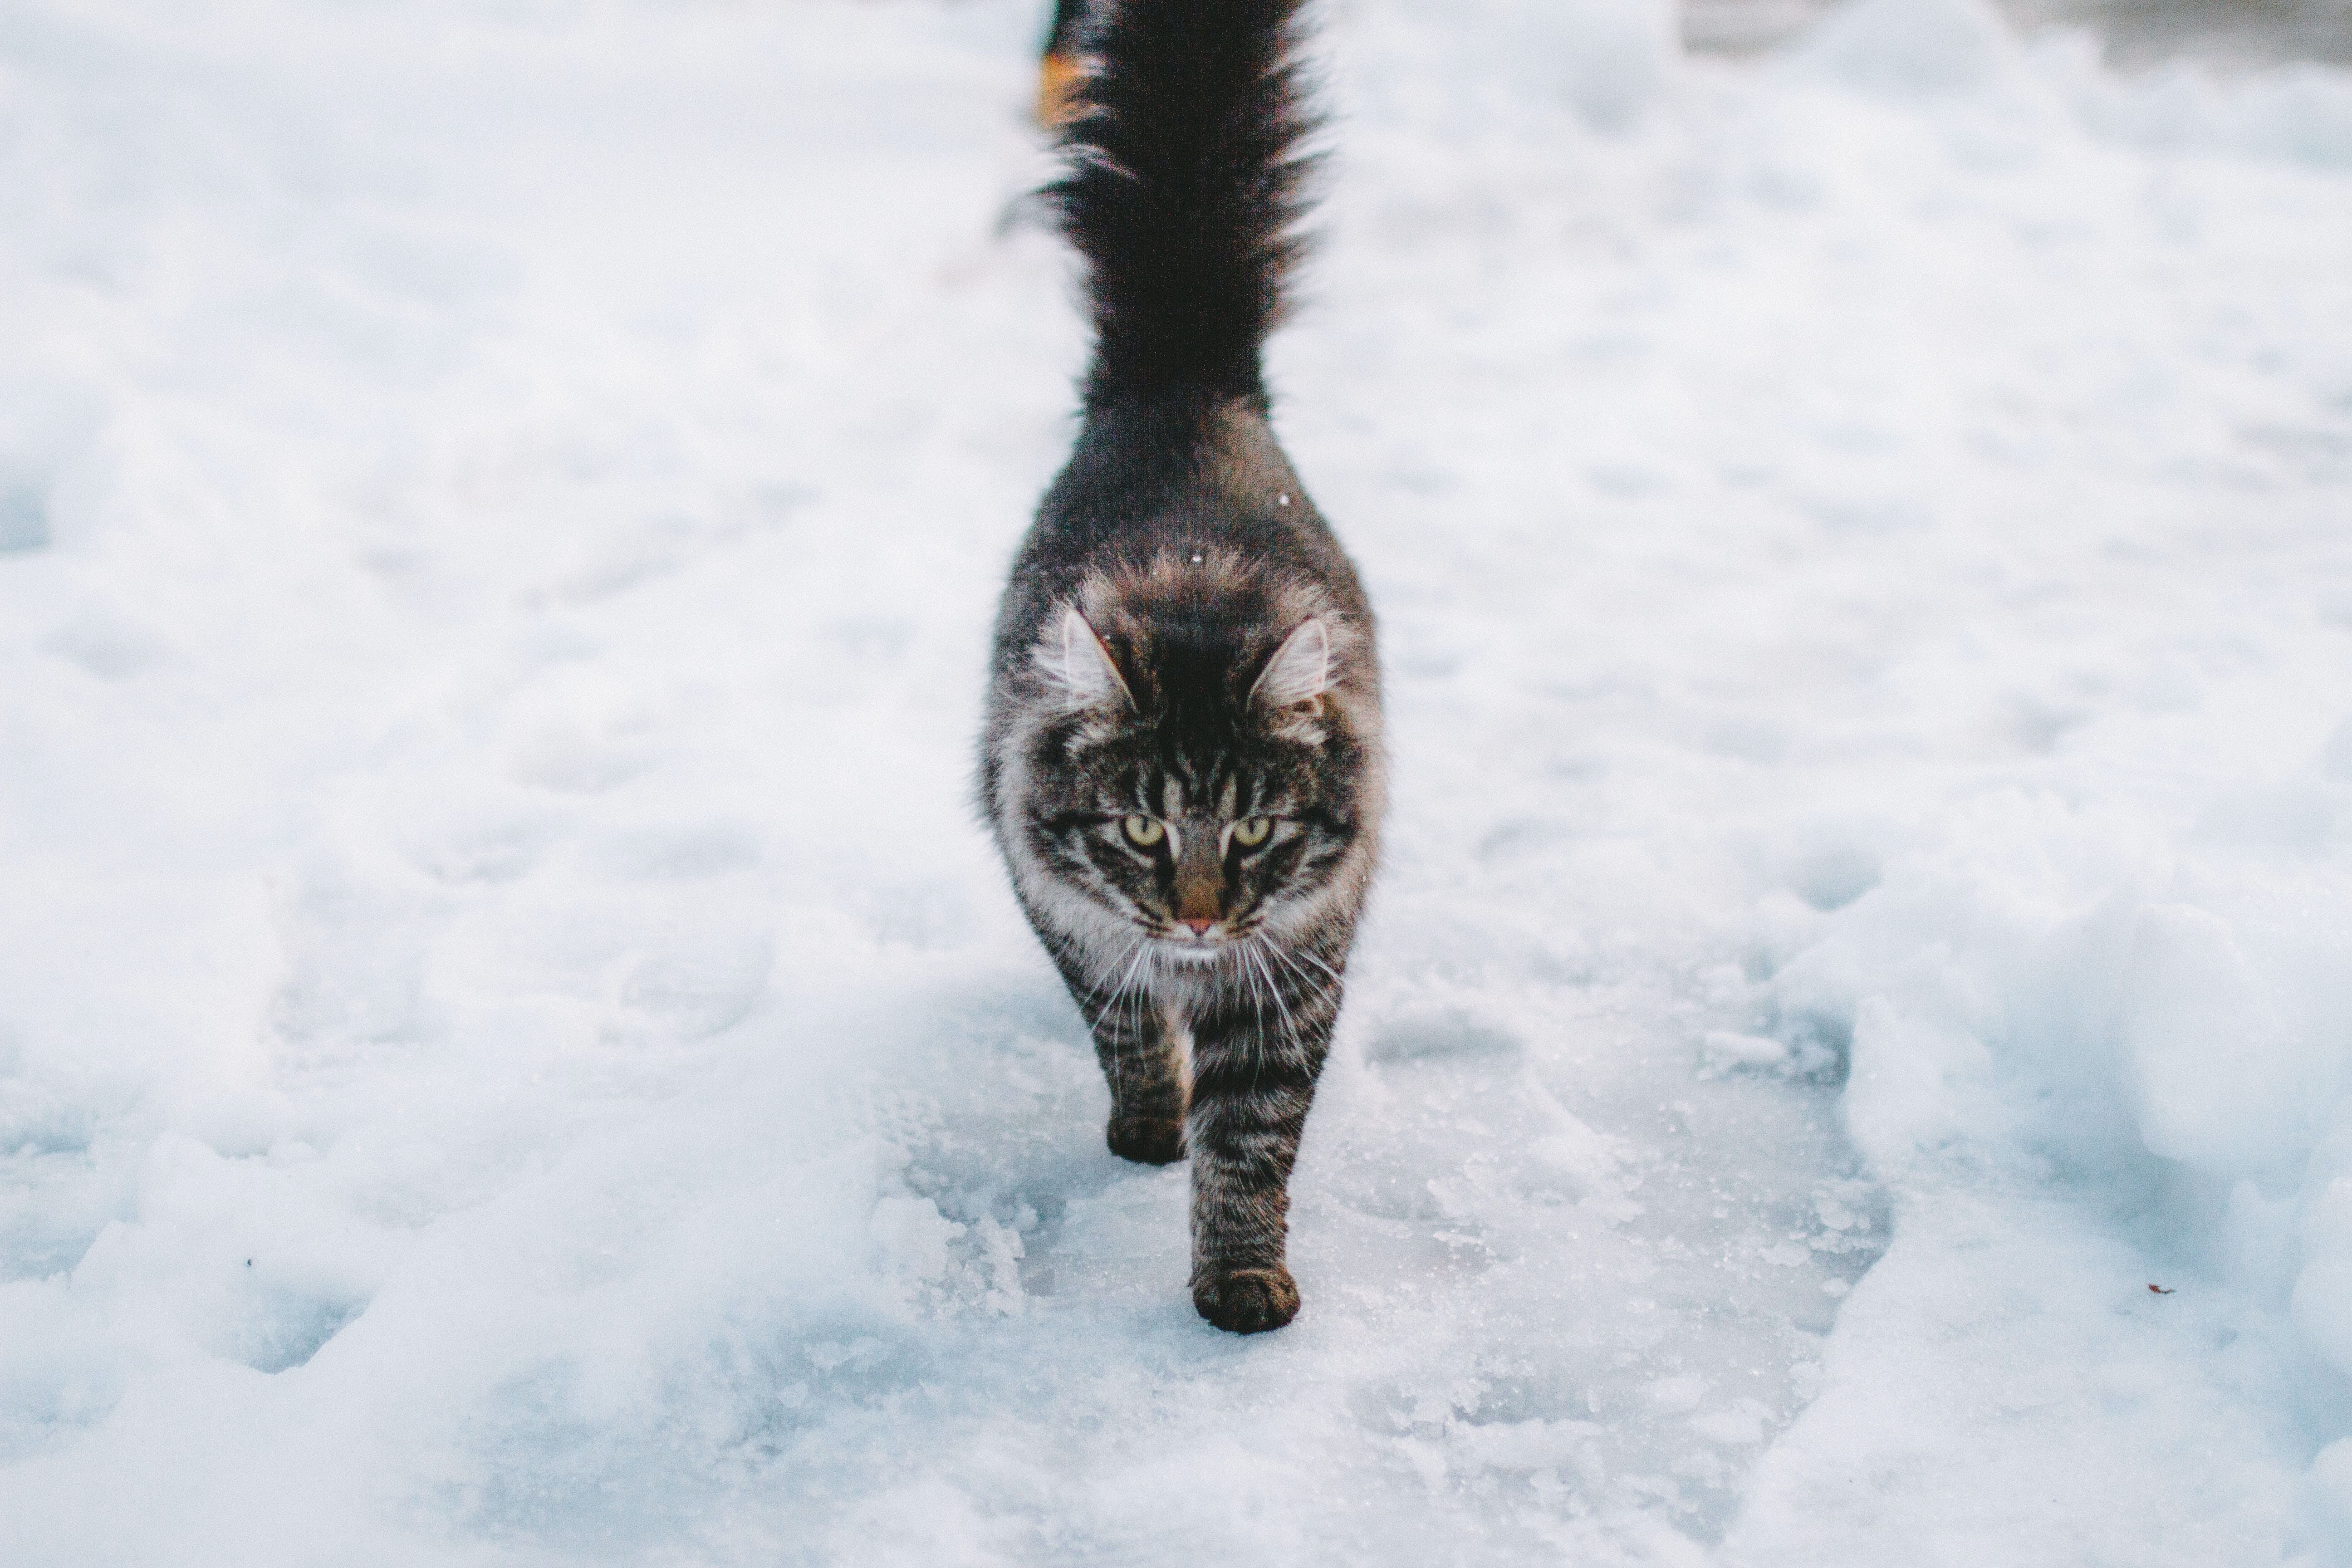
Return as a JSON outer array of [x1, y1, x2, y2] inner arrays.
[[980, 0, 1384, 1334]]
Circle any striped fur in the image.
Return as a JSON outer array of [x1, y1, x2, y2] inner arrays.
[[980, 0, 1381, 1334]]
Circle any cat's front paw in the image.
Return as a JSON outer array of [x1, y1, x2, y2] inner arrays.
[[1191, 1265, 1299, 1334], [1107, 1114, 1185, 1166]]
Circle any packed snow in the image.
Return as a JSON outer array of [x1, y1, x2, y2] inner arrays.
[[2, 0, 2350, 1561]]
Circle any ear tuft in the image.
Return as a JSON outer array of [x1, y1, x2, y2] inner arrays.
[[1250, 618, 1333, 710], [1039, 603, 1132, 709]]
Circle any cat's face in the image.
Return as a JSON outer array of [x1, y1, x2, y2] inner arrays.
[[1019, 603, 1366, 961]]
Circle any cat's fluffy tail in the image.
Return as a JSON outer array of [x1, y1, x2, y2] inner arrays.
[[1048, 0, 1317, 410]]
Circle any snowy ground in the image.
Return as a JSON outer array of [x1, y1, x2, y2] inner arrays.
[[2, 0, 2350, 1562]]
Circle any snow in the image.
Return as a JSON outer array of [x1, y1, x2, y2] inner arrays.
[[2, 0, 2350, 1561]]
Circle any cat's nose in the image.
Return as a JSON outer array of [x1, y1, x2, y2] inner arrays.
[[1181, 917, 1216, 936]]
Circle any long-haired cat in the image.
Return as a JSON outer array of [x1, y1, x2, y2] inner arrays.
[[981, 0, 1383, 1333]]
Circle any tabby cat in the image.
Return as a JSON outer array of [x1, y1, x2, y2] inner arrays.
[[980, 0, 1383, 1333]]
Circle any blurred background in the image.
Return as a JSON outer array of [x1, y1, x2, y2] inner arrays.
[[1687, 0, 2352, 63]]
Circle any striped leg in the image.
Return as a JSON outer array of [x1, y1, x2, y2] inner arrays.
[[1185, 936, 1346, 1333], [1046, 937, 1187, 1165]]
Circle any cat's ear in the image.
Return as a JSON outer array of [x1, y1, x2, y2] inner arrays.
[[1250, 618, 1333, 711], [1040, 603, 1133, 710]]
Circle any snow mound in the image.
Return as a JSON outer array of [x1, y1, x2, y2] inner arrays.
[[1786, 0, 2019, 98]]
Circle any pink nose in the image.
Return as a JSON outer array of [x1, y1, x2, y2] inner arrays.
[[1181, 918, 1216, 936]]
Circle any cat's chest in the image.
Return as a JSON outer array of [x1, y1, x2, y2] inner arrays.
[[1138, 955, 1240, 1021]]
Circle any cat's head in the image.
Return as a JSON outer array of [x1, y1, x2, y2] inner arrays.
[[1011, 554, 1377, 961]]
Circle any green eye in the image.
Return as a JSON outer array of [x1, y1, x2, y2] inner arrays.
[[1123, 815, 1165, 848], [1231, 816, 1272, 848]]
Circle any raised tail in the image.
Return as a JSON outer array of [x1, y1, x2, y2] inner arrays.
[[1047, 0, 1318, 412]]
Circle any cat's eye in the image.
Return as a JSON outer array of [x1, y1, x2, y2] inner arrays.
[[1231, 816, 1273, 848], [1122, 815, 1165, 848]]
